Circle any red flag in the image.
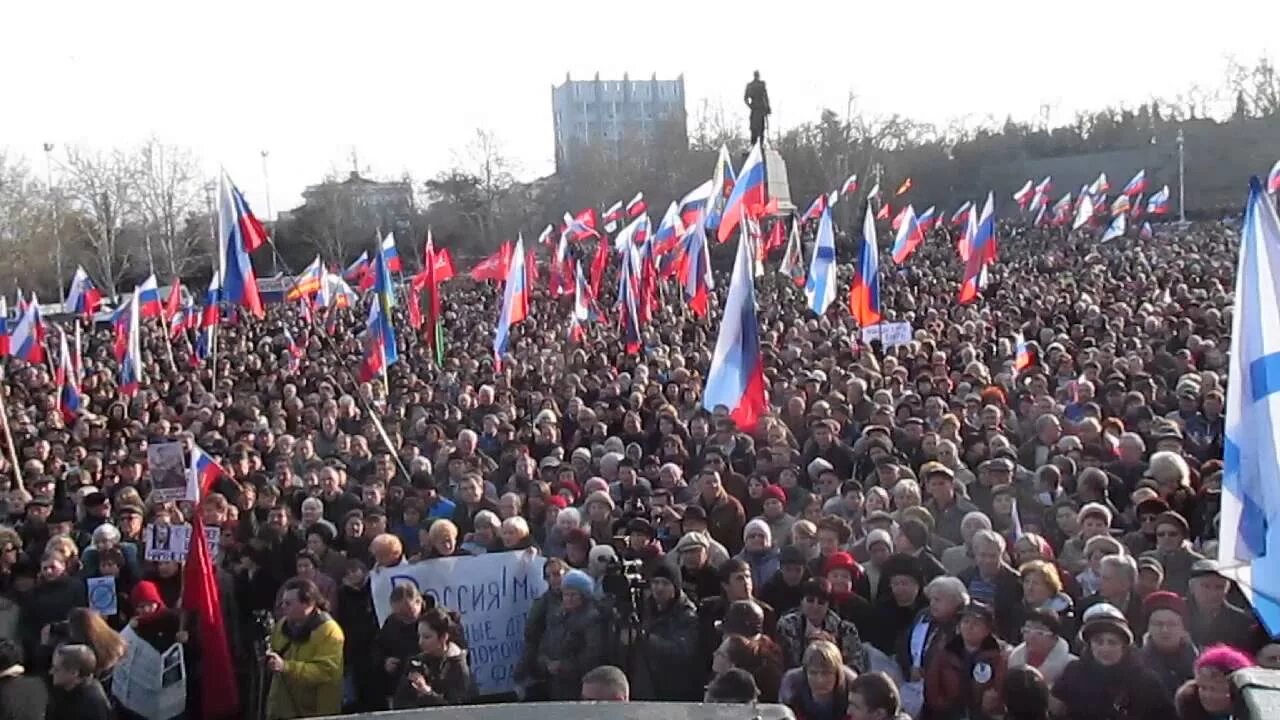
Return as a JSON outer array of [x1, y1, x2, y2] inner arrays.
[[764, 218, 786, 254], [183, 493, 239, 718], [589, 237, 610, 299], [469, 243, 511, 282], [525, 248, 540, 289], [163, 280, 183, 323]]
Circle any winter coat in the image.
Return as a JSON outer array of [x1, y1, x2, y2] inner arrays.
[[266, 611, 345, 719], [775, 609, 869, 673], [1137, 639, 1197, 698], [698, 493, 747, 555], [923, 632, 1008, 720], [1008, 636, 1076, 688], [866, 596, 926, 655], [1187, 599, 1257, 652], [391, 643, 476, 708], [514, 589, 561, 688], [697, 595, 779, 675], [778, 665, 858, 720], [631, 592, 700, 701], [734, 546, 780, 589], [536, 600, 606, 700], [372, 614, 423, 699], [18, 576, 85, 671], [1051, 654, 1174, 720], [0, 667, 48, 720], [45, 679, 112, 720], [894, 609, 956, 680], [1010, 593, 1077, 645], [759, 571, 808, 617], [958, 563, 1024, 641]]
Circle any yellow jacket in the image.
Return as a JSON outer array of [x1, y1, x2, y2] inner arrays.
[[267, 612, 345, 719]]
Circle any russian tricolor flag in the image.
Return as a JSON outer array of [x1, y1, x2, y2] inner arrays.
[[958, 192, 997, 304], [1146, 186, 1171, 215], [625, 192, 648, 219], [343, 251, 370, 284], [188, 444, 226, 501], [217, 172, 264, 318], [703, 217, 768, 430], [493, 234, 529, 365], [949, 201, 973, 227], [65, 266, 102, 319], [916, 206, 937, 233], [891, 204, 924, 264], [850, 201, 882, 326], [801, 193, 829, 224], [1122, 169, 1147, 197], [705, 145, 737, 231], [568, 262, 600, 342], [804, 206, 837, 316], [956, 203, 976, 261], [57, 331, 82, 423], [0, 297, 10, 357], [678, 180, 713, 230], [840, 173, 858, 195], [681, 219, 714, 318], [119, 293, 143, 396], [9, 299, 43, 364], [135, 274, 163, 318], [1012, 180, 1035, 209], [616, 238, 644, 353], [1014, 332, 1033, 372], [359, 289, 398, 382], [380, 232, 402, 273], [717, 142, 767, 243]]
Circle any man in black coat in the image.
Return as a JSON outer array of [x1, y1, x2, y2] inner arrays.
[[0, 639, 46, 720], [1187, 559, 1258, 652], [46, 645, 113, 720]]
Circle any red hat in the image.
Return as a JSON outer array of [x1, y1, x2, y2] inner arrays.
[[762, 484, 787, 505], [565, 527, 592, 547], [130, 580, 165, 610], [1142, 590, 1187, 623], [823, 551, 860, 579], [556, 479, 582, 503], [546, 495, 568, 510]]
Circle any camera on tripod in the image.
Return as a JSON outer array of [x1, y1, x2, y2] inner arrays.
[[600, 554, 647, 620]]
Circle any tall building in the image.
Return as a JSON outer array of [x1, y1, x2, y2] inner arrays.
[[552, 72, 687, 172]]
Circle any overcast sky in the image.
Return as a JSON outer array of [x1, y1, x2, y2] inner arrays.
[[3, 0, 1276, 216]]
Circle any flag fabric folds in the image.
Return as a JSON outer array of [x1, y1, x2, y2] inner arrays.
[[217, 172, 264, 318], [288, 257, 324, 301], [183, 446, 240, 719], [57, 330, 82, 422], [705, 145, 737, 231], [625, 192, 648, 218], [681, 220, 714, 317], [1073, 194, 1096, 230], [65, 267, 102, 318], [1101, 214, 1126, 242], [1012, 180, 1034, 209], [778, 220, 805, 287], [343, 252, 370, 284], [1147, 186, 1171, 215], [493, 235, 529, 365], [840, 173, 858, 195], [135, 274, 163, 318], [891, 204, 924, 264], [359, 295, 396, 382], [470, 243, 512, 282], [804, 207, 837, 316], [1122, 169, 1147, 196], [1219, 177, 1280, 636], [703, 221, 768, 430], [850, 201, 882, 326], [9, 299, 44, 364], [119, 294, 143, 396], [717, 142, 766, 243], [958, 192, 996, 304], [602, 202, 625, 233]]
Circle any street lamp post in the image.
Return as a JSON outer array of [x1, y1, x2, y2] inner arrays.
[[1177, 129, 1186, 223], [43, 143, 64, 305]]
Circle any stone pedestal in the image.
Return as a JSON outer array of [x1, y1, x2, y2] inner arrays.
[[763, 147, 795, 215]]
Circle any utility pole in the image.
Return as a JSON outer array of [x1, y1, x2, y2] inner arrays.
[[43, 143, 64, 305], [1176, 129, 1187, 223]]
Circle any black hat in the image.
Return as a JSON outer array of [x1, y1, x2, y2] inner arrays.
[[779, 544, 807, 567], [881, 553, 924, 585], [682, 505, 708, 522], [648, 563, 679, 585], [83, 492, 109, 508], [625, 518, 655, 538]]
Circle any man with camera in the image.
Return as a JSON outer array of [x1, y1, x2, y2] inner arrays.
[[265, 578, 345, 719], [629, 564, 700, 701]]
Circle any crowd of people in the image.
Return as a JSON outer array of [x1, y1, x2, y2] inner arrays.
[[0, 211, 1269, 720]]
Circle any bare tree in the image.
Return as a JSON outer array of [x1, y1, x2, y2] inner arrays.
[[136, 138, 206, 278], [1227, 55, 1280, 118], [60, 147, 141, 295], [453, 129, 517, 245], [0, 153, 59, 294]]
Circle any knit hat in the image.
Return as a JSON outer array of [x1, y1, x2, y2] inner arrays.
[[1142, 591, 1188, 623], [584, 490, 615, 512], [561, 569, 594, 596], [130, 581, 166, 610], [649, 563, 679, 585], [1077, 502, 1113, 527], [556, 479, 582, 503], [761, 484, 787, 505], [674, 531, 712, 554], [545, 495, 568, 510], [743, 518, 772, 545], [1080, 602, 1133, 645], [1194, 645, 1256, 676], [865, 529, 893, 551], [823, 551, 858, 579]]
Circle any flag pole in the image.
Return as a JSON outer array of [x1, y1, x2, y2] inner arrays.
[[0, 367, 25, 492]]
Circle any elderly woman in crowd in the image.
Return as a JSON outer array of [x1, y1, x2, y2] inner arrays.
[[1051, 604, 1173, 720], [1008, 607, 1076, 688], [1174, 646, 1254, 720]]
